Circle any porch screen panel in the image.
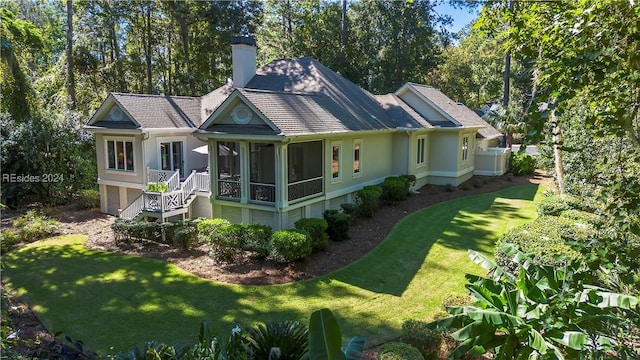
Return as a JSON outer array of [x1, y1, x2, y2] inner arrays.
[[288, 141, 323, 202], [250, 143, 275, 202], [217, 141, 241, 199]]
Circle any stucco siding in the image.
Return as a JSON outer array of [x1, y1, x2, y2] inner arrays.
[[96, 133, 144, 184], [106, 185, 120, 215], [398, 91, 449, 123]]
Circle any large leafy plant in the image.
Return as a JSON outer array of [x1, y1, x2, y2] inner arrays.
[[427, 243, 639, 359]]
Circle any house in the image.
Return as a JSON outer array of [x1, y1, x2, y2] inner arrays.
[[86, 36, 509, 229]]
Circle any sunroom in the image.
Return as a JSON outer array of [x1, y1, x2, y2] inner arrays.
[[214, 139, 324, 206]]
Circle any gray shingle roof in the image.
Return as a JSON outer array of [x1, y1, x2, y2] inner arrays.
[[101, 93, 202, 129], [375, 94, 433, 129], [245, 57, 398, 131], [406, 83, 502, 138]]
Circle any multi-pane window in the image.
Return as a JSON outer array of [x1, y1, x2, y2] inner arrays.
[[160, 141, 184, 177], [416, 136, 426, 166], [353, 139, 362, 176], [331, 142, 341, 181], [462, 136, 469, 161], [106, 139, 134, 171]]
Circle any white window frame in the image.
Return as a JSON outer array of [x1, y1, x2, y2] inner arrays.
[[416, 135, 427, 167], [462, 136, 469, 161], [353, 139, 362, 178], [331, 141, 342, 183], [105, 136, 136, 174], [156, 136, 187, 178]]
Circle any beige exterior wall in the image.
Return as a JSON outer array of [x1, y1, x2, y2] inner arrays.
[[146, 131, 208, 175], [475, 147, 510, 176], [398, 91, 450, 123], [95, 133, 144, 184]]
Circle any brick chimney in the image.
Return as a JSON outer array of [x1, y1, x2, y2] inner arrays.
[[231, 36, 256, 88]]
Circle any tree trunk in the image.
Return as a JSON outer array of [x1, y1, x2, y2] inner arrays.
[[551, 109, 565, 194], [66, 0, 76, 110], [144, 4, 153, 93], [340, 0, 347, 70]]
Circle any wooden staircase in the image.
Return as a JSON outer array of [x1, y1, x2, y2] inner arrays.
[[119, 168, 210, 222]]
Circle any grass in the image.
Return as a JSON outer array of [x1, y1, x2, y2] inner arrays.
[[3, 185, 543, 355]]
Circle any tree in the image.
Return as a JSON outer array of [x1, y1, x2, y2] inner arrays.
[[66, 0, 75, 109]]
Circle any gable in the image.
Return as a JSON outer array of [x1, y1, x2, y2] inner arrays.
[[397, 90, 458, 127], [87, 95, 140, 130], [200, 91, 280, 137]]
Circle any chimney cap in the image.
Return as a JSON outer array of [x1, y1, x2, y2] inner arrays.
[[231, 36, 256, 46]]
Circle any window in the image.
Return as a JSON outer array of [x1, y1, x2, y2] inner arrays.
[[217, 141, 241, 199], [106, 138, 134, 171], [353, 139, 362, 176], [160, 141, 184, 177], [416, 136, 426, 166], [331, 142, 342, 182], [462, 136, 469, 161]]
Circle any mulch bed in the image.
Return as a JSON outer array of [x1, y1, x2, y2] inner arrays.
[[2, 171, 553, 358]]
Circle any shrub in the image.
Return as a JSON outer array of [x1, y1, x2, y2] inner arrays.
[[377, 342, 424, 360], [270, 229, 312, 263], [509, 152, 536, 175], [111, 219, 158, 244], [13, 210, 60, 242], [323, 210, 350, 242], [0, 230, 19, 253], [147, 182, 168, 193], [197, 218, 231, 244], [76, 189, 100, 209], [171, 219, 199, 250], [211, 224, 246, 262], [496, 216, 584, 272], [294, 218, 329, 252], [245, 224, 273, 258], [246, 320, 309, 360], [355, 186, 382, 218], [340, 203, 358, 215], [381, 176, 409, 203], [401, 320, 443, 360], [400, 174, 417, 191]]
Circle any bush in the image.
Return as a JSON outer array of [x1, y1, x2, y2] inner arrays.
[[401, 320, 443, 360], [270, 230, 312, 263], [356, 186, 382, 218], [13, 210, 60, 242], [381, 176, 409, 203], [340, 203, 358, 215], [400, 174, 417, 191], [171, 219, 199, 250], [509, 152, 536, 175], [0, 230, 19, 253], [76, 189, 100, 209], [197, 218, 231, 244], [211, 224, 246, 262], [496, 216, 584, 272], [112, 218, 158, 244], [245, 224, 273, 258], [294, 218, 329, 252], [323, 210, 350, 242], [247, 321, 309, 360], [377, 342, 424, 360]]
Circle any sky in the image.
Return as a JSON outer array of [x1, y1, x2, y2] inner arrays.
[[433, 2, 481, 34]]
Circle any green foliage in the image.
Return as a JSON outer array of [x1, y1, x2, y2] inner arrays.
[[270, 230, 312, 263], [381, 176, 410, 203], [12, 209, 60, 243], [355, 185, 382, 218], [147, 182, 169, 193], [0, 230, 20, 253], [171, 220, 200, 251], [76, 189, 100, 209], [112, 219, 158, 244], [496, 216, 584, 271], [340, 203, 358, 216], [323, 210, 351, 242], [509, 151, 536, 175], [308, 308, 365, 360], [111, 219, 199, 251], [428, 243, 640, 359], [246, 321, 309, 360], [196, 218, 231, 244], [211, 224, 247, 263], [294, 218, 329, 252], [400, 320, 442, 360], [244, 224, 272, 259], [377, 342, 424, 360]]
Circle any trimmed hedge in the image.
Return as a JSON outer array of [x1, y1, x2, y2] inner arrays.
[[323, 210, 350, 242], [197, 218, 231, 243], [211, 223, 247, 262], [496, 216, 585, 272], [245, 224, 273, 258], [111, 218, 199, 250], [294, 218, 329, 252], [270, 229, 312, 263], [378, 342, 424, 360], [356, 185, 382, 218], [381, 176, 409, 203], [401, 320, 443, 360]]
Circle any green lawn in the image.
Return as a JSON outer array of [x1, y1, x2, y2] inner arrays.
[[3, 185, 543, 355]]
